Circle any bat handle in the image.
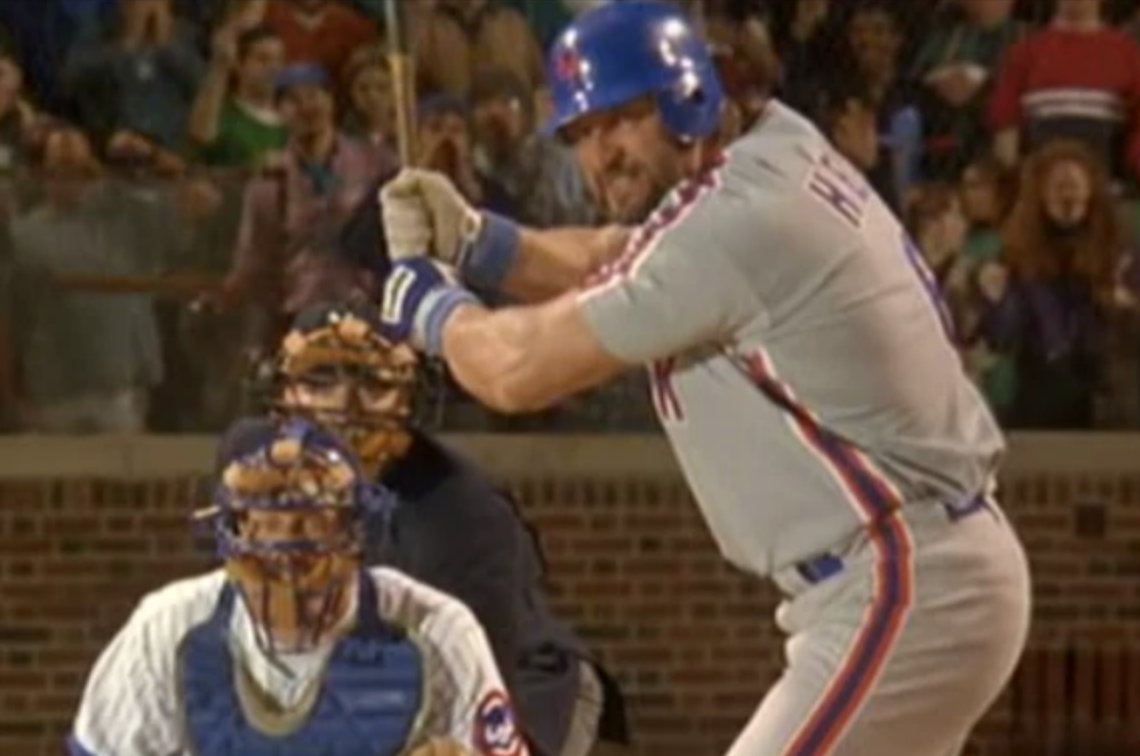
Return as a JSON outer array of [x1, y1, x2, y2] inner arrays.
[[390, 54, 417, 167], [384, 0, 417, 168]]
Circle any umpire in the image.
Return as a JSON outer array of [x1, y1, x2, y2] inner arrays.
[[254, 299, 629, 756]]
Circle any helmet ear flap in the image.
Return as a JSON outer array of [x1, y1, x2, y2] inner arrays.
[[655, 71, 723, 143]]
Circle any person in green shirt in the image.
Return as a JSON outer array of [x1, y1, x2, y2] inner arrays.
[[950, 158, 1017, 418], [188, 24, 287, 169], [958, 156, 1015, 265]]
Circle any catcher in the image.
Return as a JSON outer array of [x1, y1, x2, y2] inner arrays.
[[263, 300, 629, 756], [68, 416, 526, 756]]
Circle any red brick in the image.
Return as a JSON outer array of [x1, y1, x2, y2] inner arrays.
[[0, 671, 46, 688], [0, 464, 1135, 756], [0, 538, 53, 556]]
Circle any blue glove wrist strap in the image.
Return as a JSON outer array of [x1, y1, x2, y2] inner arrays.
[[459, 212, 520, 292], [416, 286, 480, 358]]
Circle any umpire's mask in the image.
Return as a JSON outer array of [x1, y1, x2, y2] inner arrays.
[[271, 302, 419, 479]]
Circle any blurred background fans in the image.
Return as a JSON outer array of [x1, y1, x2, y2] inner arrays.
[[0, 0, 1138, 434]]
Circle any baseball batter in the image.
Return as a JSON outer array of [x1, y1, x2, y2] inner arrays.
[[374, 2, 1031, 754], [68, 417, 527, 756]]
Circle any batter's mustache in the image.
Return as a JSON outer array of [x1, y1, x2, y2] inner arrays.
[[604, 162, 641, 181]]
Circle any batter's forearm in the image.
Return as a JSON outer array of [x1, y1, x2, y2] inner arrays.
[[498, 225, 629, 303], [439, 294, 623, 413], [440, 304, 545, 413]]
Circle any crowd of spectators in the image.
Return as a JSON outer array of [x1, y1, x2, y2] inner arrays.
[[0, 0, 1139, 434]]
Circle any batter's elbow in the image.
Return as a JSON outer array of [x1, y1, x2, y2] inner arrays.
[[480, 376, 552, 415], [463, 359, 557, 415], [444, 320, 561, 414]]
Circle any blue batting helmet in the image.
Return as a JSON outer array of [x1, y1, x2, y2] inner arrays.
[[544, 0, 724, 142]]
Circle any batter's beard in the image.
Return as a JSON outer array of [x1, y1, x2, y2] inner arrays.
[[603, 146, 688, 223], [606, 180, 671, 224]]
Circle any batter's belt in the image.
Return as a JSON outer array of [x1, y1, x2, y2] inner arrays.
[[791, 493, 993, 587]]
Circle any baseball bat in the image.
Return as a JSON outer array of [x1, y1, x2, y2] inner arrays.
[[384, 0, 417, 167]]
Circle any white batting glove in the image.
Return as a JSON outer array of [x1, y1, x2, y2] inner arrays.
[[380, 168, 523, 293], [380, 168, 482, 264]]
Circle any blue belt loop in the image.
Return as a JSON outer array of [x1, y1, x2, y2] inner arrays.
[[795, 492, 990, 586], [796, 553, 844, 585], [944, 493, 988, 522]]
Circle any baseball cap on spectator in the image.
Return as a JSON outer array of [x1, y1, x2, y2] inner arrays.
[[275, 61, 331, 98], [417, 93, 468, 121]]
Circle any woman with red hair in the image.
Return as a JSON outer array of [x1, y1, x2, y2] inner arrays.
[[979, 139, 1123, 428]]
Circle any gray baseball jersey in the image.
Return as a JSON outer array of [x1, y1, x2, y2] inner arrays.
[[579, 100, 1004, 577]]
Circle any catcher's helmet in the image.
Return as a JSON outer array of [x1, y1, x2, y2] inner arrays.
[[196, 416, 396, 654], [544, 0, 724, 142]]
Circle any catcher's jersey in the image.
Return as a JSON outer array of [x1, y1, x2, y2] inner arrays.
[[70, 566, 523, 756], [578, 100, 1004, 576]]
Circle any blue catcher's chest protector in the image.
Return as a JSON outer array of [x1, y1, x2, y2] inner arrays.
[[179, 573, 425, 756]]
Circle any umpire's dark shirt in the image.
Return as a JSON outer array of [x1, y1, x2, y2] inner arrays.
[[375, 431, 590, 756]]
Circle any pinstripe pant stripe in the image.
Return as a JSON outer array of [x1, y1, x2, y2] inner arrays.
[[743, 352, 915, 754], [783, 510, 913, 755]]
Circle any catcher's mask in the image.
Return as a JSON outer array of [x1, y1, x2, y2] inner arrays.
[[195, 417, 397, 657], [270, 302, 423, 477]]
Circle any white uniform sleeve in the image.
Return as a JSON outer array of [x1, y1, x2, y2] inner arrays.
[[434, 610, 527, 756], [373, 567, 529, 756], [577, 176, 763, 364], [69, 597, 182, 756]]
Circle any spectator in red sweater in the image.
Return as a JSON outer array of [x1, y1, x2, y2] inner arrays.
[[988, 0, 1140, 181], [263, 0, 377, 78]]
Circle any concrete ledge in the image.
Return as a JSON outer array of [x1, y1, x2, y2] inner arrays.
[[0, 432, 1136, 479], [0, 434, 217, 479]]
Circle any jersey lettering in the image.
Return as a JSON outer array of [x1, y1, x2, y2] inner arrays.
[[805, 151, 872, 229], [806, 150, 954, 342]]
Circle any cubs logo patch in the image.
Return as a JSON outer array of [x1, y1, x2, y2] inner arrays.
[[474, 690, 524, 756]]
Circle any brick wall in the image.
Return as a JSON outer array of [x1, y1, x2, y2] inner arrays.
[[0, 436, 1138, 755]]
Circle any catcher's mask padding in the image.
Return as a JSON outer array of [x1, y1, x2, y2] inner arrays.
[[197, 417, 397, 655]]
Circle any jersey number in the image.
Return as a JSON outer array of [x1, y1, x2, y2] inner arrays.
[[900, 231, 956, 342], [808, 151, 955, 344]]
